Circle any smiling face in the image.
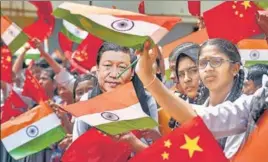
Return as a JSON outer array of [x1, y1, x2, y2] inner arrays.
[[198, 45, 239, 92], [96, 50, 133, 92]]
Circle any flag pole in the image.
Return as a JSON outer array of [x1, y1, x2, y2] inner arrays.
[[116, 58, 139, 79]]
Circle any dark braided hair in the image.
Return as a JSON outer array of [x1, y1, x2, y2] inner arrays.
[[199, 38, 245, 102]]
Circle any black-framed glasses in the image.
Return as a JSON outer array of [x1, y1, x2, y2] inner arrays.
[[198, 57, 235, 69]]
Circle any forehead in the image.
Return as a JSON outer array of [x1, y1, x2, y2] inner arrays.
[[178, 57, 196, 71], [100, 50, 131, 64], [199, 45, 228, 59], [76, 80, 94, 89]]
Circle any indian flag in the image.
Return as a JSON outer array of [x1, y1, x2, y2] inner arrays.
[[1, 15, 29, 54], [53, 2, 181, 49], [61, 20, 88, 44], [237, 39, 268, 67], [64, 83, 158, 135], [0, 102, 66, 160]]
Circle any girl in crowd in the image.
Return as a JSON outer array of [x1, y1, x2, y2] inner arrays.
[[134, 38, 267, 158]]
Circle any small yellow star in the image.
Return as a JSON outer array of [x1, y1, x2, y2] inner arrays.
[[161, 151, 169, 160], [6, 56, 11, 62], [235, 11, 239, 15], [232, 5, 236, 9], [164, 139, 172, 148], [241, 1, 251, 10], [239, 13, 244, 18], [180, 134, 203, 158]]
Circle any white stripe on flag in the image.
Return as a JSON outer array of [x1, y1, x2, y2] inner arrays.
[[2, 113, 61, 152], [78, 103, 148, 126], [63, 20, 88, 39], [15, 43, 40, 55], [239, 49, 268, 61], [1, 23, 22, 45], [83, 14, 168, 43]]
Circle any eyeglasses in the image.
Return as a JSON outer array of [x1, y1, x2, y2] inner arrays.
[[198, 57, 235, 69], [177, 67, 198, 79]]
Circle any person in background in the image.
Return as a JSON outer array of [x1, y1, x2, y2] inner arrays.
[[256, 10, 268, 44], [243, 64, 268, 95]]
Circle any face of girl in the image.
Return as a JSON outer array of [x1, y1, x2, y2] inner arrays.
[[75, 80, 95, 102]]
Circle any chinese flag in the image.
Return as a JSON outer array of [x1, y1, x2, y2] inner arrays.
[[22, 69, 49, 103], [188, 0, 201, 16], [231, 110, 268, 162], [203, 1, 263, 43], [72, 33, 103, 70], [62, 128, 131, 162], [1, 46, 12, 83], [129, 116, 228, 162], [6, 90, 27, 109], [138, 1, 145, 14]]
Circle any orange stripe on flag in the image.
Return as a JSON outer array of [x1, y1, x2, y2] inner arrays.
[[115, 15, 181, 31], [1, 16, 12, 35], [162, 28, 209, 58], [237, 39, 268, 49], [1, 102, 54, 139], [64, 83, 139, 117], [231, 110, 268, 162]]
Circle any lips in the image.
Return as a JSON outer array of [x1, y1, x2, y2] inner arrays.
[[204, 75, 216, 82], [106, 81, 120, 88]]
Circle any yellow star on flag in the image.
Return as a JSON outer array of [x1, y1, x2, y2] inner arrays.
[[241, 1, 251, 10], [180, 134, 203, 158], [164, 139, 172, 148], [6, 56, 11, 62], [161, 151, 169, 160]]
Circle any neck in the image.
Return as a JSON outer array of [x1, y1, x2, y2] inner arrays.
[[209, 81, 234, 106]]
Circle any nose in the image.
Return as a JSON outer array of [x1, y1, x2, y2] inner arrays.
[[170, 71, 176, 81], [38, 79, 43, 86], [203, 62, 214, 72], [109, 67, 118, 78], [183, 73, 191, 83]]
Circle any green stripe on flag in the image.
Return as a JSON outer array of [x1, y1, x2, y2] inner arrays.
[[53, 8, 154, 50], [61, 25, 84, 44], [9, 32, 29, 54], [9, 126, 66, 160], [245, 61, 268, 67], [14, 53, 40, 60], [96, 117, 158, 135]]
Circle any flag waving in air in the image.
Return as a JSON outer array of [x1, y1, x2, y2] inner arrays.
[[1, 45, 12, 83], [53, 2, 180, 49], [129, 116, 228, 162], [1, 102, 66, 160], [64, 83, 158, 135]]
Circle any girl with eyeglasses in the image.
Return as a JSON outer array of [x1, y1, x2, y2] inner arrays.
[[135, 38, 268, 158]]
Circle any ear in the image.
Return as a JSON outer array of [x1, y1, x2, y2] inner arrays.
[[232, 63, 240, 76]]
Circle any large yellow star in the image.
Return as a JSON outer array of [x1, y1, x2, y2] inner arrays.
[[164, 139, 172, 148], [6, 56, 11, 62], [161, 151, 169, 160], [180, 134, 203, 158], [241, 1, 251, 10]]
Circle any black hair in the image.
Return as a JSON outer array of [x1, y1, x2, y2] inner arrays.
[[199, 38, 244, 102], [73, 74, 98, 99], [41, 67, 55, 81], [247, 64, 268, 87], [96, 42, 136, 66]]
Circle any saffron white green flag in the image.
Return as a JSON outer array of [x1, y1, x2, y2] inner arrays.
[[53, 2, 181, 49], [1, 15, 29, 54], [1, 103, 66, 160], [64, 83, 158, 135], [240, 49, 268, 67], [61, 20, 88, 43]]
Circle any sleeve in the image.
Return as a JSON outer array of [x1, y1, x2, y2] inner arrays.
[[54, 69, 76, 93], [192, 95, 252, 139]]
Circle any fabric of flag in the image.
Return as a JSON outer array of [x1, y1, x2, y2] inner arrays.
[[254, 1, 268, 9], [237, 39, 268, 67], [61, 20, 88, 44], [203, 1, 263, 43], [72, 33, 103, 70], [14, 44, 41, 60], [1, 15, 29, 54], [23, 1, 55, 45], [129, 116, 228, 162], [1, 45, 12, 83], [139, 1, 145, 14], [6, 90, 27, 110], [64, 82, 158, 135], [53, 2, 180, 50], [0, 102, 66, 160], [62, 128, 131, 162], [58, 32, 73, 53], [22, 69, 49, 103], [188, 0, 201, 16], [231, 110, 268, 162]]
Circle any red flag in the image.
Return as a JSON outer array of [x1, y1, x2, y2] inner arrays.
[[22, 69, 49, 103], [1, 46, 12, 83], [72, 34, 103, 70], [129, 116, 228, 162], [188, 0, 201, 16], [138, 1, 145, 14], [62, 128, 131, 162], [203, 1, 263, 43], [58, 32, 73, 53], [23, 1, 55, 46], [0, 90, 26, 123]]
